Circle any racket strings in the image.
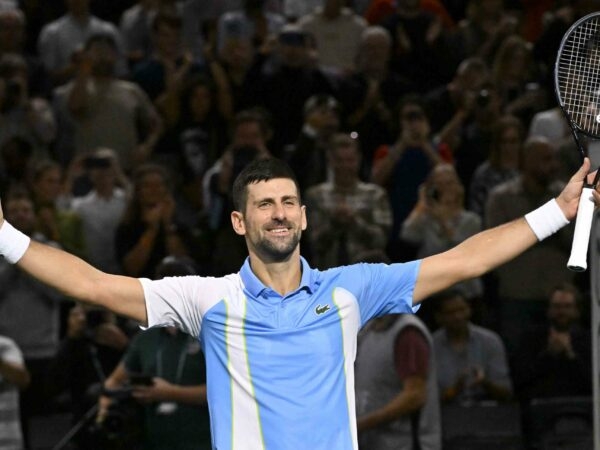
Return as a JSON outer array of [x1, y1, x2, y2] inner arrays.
[[557, 16, 600, 137]]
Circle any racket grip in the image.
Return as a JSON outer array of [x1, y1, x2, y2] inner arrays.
[[567, 187, 595, 271]]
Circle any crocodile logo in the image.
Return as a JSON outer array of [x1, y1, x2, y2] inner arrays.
[[315, 304, 331, 315]]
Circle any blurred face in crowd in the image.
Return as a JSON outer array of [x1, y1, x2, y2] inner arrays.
[[357, 30, 391, 74], [0, 11, 25, 52], [427, 164, 464, 206], [66, 0, 90, 16], [33, 166, 62, 204], [220, 38, 254, 71], [330, 141, 360, 188], [154, 22, 181, 58], [306, 104, 339, 137], [521, 138, 559, 186], [436, 295, 471, 335], [5, 197, 36, 235], [497, 125, 521, 169], [88, 41, 117, 77], [189, 84, 212, 121], [548, 289, 580, 332], [278, 32, 309, 68], [137, 171, 169, 207], [233, 120, 266, 150]]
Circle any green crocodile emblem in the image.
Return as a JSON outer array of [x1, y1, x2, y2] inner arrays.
[[315, 304, 331, 315]]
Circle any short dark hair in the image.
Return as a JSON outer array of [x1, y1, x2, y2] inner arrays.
[[231, 158, 300, 213]]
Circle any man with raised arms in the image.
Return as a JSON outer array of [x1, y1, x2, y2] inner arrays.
[[0, 157, 595, 450]]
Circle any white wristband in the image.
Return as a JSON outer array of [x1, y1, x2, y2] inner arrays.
[[524, 199, 570, 241], [0, 221, 31, 263]]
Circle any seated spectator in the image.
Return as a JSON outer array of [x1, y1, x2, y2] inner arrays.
[[304, 133, 392, 269], [355, 312, 441, 449], [401, 164, 482, 301], [432, 289, 513, 405], [115, 163, 191, 279], [0, 334, 30, 450], [97, 256, 211, 450]]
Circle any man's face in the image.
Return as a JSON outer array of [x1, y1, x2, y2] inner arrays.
[[437, 296, 471, 333], [233, 121, 266, 150], [232, 178, 306, 262], [331, 145, 360, 185], [6, 198, 35, 233], [548, 290, 579, 331], [88, 42, 117, 77]]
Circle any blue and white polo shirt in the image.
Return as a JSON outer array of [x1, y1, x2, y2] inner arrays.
[[140, 257, 420, 450]]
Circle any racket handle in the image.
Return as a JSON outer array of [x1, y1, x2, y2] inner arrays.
[[567, 187, 595, 271]]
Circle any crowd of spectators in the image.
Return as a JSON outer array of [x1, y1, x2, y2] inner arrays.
[[0, 0, 596, 448]]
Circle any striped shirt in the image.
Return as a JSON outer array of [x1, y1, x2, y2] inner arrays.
[[141, 257, 420, 450]]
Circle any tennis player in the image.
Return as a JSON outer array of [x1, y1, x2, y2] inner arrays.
[[0, 157, 596, 449]]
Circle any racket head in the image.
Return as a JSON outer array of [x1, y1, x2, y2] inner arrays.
[[555, 12, 600, 139]]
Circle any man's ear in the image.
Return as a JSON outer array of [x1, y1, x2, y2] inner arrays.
[[231, 211, 246, 236]]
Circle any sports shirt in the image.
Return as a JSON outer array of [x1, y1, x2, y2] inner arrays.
[[140, 257, 420, 449]]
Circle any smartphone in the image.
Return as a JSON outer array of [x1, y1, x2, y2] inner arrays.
[[129, 373, 154, 386]]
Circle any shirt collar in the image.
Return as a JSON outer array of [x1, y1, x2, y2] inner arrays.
[[239, 256, 318, 297]]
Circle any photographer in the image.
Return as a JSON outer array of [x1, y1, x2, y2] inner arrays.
[[48, 303, 127, 441], [97, 256, 211, 450]]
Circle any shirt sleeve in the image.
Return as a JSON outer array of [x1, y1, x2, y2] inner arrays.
[[394, 326, 430, 380], [140, 275, 234, 337]]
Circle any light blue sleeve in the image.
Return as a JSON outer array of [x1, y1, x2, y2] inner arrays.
[[339, 260, 422, 327]]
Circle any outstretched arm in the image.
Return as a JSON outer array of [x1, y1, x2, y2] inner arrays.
[[413, 158, 596, 303], [0, 202, 147, 325]]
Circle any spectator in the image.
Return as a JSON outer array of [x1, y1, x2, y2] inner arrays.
[[115, 163, 190, 278], [468, 115, 522, 220], [432, 289, 513, 405], [37, 0, 126, 86], [0, 191, 64, 448], [305, 133, 392, 269], [371, 94, 441, 260], [0, 334, 30, 450], [381, 0, 454, 93], [131, 10, 205, 102], [0, 137, 33, 197], [28, 159, 86, 259], [513, 282, 591, 402], [297, 0, 368, 73], [48, 303, 127, 447], [0, 53, 56, 156], [355, 313, 441, 449], [485, 136, 574, 353], [119, 0, 159, 68], [251, 23, 336, 156], [69, 148, 129, 274], [284, 94, 341, 196], [0, 8, 50, 98], [216, 0, 286, 55], [401, 164, 482, 301], [339, 25, 413, 177], [53, 32, 162, 171], [98, 255, 211, 450]]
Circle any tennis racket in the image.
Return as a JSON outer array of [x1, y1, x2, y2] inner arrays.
[[555, 12, 600, 272]]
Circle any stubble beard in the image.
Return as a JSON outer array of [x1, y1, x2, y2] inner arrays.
[[254, 228, 302, 262]]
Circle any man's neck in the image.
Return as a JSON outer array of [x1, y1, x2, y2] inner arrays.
[[248, 250, 303, 296]]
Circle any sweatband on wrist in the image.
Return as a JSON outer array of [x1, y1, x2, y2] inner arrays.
[[0, 220, 31, 263], [524, 199, 570, 241]]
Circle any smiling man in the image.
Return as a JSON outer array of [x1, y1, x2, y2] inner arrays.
[[0, 157, 597, 449]]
